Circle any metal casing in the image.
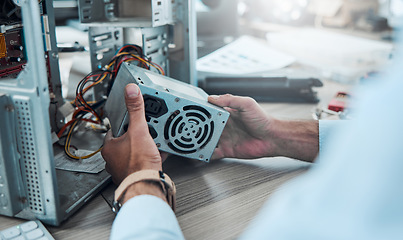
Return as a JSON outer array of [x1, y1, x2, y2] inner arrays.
[[78, 0, 176, 27], [105, 62, 229, 162], [0, 94, 25, 216], [0, 0, 110, 226], [80, 0, 198, 87]]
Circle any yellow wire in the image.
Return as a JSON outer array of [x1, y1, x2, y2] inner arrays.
[[107, 52, 164, 75], [64, 48, 163, 160], [65, 72, 109, 159], [69, 73, 109, 105], [65, 120, 103, 160]]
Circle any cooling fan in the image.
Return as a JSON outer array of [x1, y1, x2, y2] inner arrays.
[[105, 62, 229, 162]]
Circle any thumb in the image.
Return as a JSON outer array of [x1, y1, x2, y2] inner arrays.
[[103, 129, 113, 143], [210, 149, 224, 161], [124, 84, 147, 131]]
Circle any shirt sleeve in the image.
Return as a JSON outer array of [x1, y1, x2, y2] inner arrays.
[[318, 120, 341, 154], [110, 195, 185, 240], [239, 69, 403, 239]]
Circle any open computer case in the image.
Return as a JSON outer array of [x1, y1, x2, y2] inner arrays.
[[0, 0, 196, 225]]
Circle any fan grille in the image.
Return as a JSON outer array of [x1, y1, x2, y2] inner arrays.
[[164, 105, 214, 154]]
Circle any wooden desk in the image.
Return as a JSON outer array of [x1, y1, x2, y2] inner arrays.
[[0, 80, 348, 240]]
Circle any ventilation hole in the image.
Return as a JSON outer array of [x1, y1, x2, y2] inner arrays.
[[186, 112, 205, 121], [181, 136, 192, 142], [201, 122, 214, 149], [195, 128, 202, 138], [183, 105, 211, 118], [168, 142, 197, 154], [197, 124, 209, 145], [15, 99, 43, 213], [164, 106, 214, 154], [174, 139, 195, 149], [171, 116, 183, 137]]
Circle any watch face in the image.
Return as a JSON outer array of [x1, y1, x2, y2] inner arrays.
[[112, 200, 121, 213]]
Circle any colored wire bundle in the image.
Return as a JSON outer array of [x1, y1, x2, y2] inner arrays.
[[109, 44, 165, 77], [57, 44, 164, 160]]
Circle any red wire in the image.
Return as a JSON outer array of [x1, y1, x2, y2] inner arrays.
[[57, 117, 99, 138]]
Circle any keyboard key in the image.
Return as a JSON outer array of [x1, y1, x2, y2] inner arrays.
[[20, 221, 38, 232], [25, 229, 43, 240], [37, 237, 50, 240], [1, 227, 21, 239], [10, 236, 25, 240], [1, 220, 54, 240]]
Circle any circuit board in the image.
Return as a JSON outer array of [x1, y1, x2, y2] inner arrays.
[[0, 0, 27, 79], [0, 25, 26, 79]]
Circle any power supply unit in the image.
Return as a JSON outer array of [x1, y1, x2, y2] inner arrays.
[[105, 62, 229, 162]]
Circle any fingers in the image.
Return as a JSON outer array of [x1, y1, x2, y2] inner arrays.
[[211, 149, 224, 161], [224, 107, 239, 116], [160, 151, 169, 162], [104, 130, 113, 143], [124, 84, 148, 133], [102, 130, 114, 158], [208, 94, 257, 112]]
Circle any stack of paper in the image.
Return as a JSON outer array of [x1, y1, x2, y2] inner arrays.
[[197, 36, 296, 76]]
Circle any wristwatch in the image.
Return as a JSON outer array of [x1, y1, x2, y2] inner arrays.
[[112, 170, 176, 213]]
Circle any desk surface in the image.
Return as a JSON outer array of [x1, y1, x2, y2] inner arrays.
[[0, 80, 348, 240]]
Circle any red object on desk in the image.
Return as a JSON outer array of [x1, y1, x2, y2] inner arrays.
[[328, 92, 350, 112]]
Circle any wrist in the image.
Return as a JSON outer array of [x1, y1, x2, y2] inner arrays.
[[112, 170, 176, 213], [121, 181, 167, 205], [267, 119, 319, 162], [263, 118, 284, 157]]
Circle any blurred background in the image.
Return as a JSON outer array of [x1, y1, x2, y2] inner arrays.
[[51, 0, 402, 51], [49, 0, 401, 103]]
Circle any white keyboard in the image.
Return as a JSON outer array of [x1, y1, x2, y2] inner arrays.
[[0, 220, 54, 240]]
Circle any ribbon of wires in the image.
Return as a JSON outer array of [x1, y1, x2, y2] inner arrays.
[[57, 44, 165, 160]]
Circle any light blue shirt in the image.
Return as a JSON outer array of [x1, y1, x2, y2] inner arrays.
[[111, 36, 403, 239], [111, 195, 184, 240]]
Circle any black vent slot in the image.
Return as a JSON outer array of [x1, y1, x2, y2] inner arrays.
[[183, 105, 211, 118]]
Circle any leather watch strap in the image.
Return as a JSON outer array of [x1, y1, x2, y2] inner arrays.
[[113, 169, 176, 213]]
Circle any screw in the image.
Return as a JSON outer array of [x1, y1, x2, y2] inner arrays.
[[156, 143, 161, 147], [5, 104, 14, 112], [199, 154, 204, 159], [175, 98, 180, 102], [20, 197, 28, 204]]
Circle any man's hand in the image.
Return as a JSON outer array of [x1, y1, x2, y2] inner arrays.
[[102, 83, 162, 184], [208, 94, 319, 162], [208, 94, 275, 160]]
